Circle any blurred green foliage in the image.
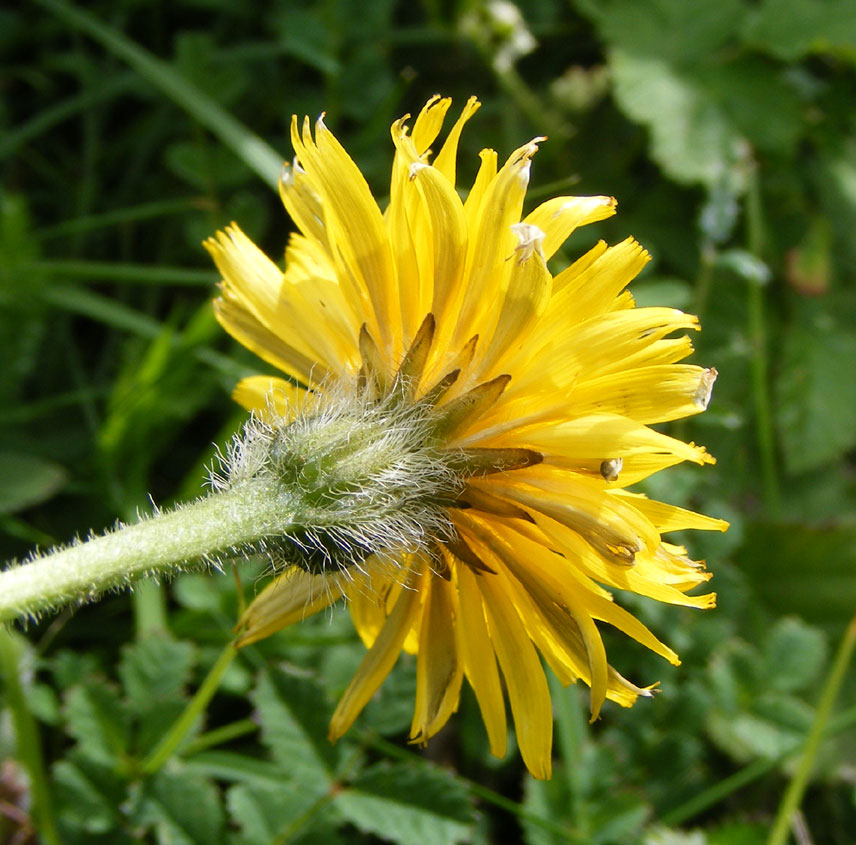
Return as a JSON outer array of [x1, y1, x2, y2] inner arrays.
[[1, 0, 855, 842]]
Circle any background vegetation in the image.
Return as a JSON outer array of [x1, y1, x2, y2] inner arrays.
[[2, 0, 855, 842]]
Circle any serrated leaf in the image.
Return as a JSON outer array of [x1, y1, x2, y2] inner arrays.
[[227, 782, 343, 845], [763, 617, 827, 693], [53, 758, 123, 835], [0, 451, 67, 514], [128, 768, 225, 845], [183, 750, 290, 789], [251, 668, 337, 794], [707, 700, 811, 764], [64, 680, 130, 768], [776, 324, 856, 473], [118, 636, 196, 714], [334, 762, 474, 845]]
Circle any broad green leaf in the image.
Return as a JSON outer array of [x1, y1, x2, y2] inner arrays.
[[127, 768, 225, 845], [736, 521, 856, 632], [252, 668, 338, 793], [608, 49, 744, 188], [742, 0, 856, 61], [574, 0, 744, 65], [776, 323, 856, 473], [707, 702, 811, 763], [334, 762, 474, 845], [0, 451, 67, 514], [763, 617, 827, 694]]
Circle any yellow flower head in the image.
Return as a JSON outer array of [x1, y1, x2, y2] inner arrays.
[[204, 96, 727, 779]]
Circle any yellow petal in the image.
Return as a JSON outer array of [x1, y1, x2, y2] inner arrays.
[[548, 237, 649, 326], [463, 148, 498, 230], [453, 138, 544, 350], [566, 364, 718, 424], [523, 195, 617, 261], [433, 96, 481, 185], [453, 561, 507, 757], [475, 222, 553, 379], [411, 575, 463, 742], [278, 160, 329, 250], [610, 491, 730, 534], [213, 295, 323, 385], [411, 95, 452, 154], [459, 514, 609, 717], [236, 568, 345, 646], [477, 464, 661, 558], [534, 512, 715, 609], [390, 149, 468, 359], [291, 115, 399, 357], [232, 375, 306, 418], [207, 225, 359, 380], [478, 563, 553, 780], [329, 566, 424, 741]]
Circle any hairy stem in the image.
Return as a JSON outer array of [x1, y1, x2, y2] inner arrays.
[[0, 479, 297, 624]]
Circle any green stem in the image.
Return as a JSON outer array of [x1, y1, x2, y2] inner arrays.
[[0, 480, 297, 624], [141, 641, 238, 773], [745, 167, 781, 516], [181, 717, 258, 756], [768, 614, 856, 845], [0, 630, 61, 845], [34, 0, 283, 190], [548, 673, 588, 841]]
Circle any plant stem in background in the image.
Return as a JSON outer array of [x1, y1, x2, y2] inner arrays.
[[141, 641, 238, 774], [745, 166, 782, 517], [0, 630, 61, 845], [768, 614, 856, 845]]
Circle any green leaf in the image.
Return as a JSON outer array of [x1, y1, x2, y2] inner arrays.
[[52, 758, 123, 835], [183, 750, 291, 789], [776, 323, 856, 473], [227, 783, 344, 845], [252, 668, 338, 793], [63, 680, 130, 768], [118, 636, 196, 714], [575, 0, 744, 65], [127, 768, 225, 845], [742, 0, 856, 61], [0, 451, 67, 514], [165, 141, 252, 191], [736, 521, 856, 632], [763, 617, 828, 694], [707, 820, 768, 845], [608, 49, 744, 188], [334, 762, 474, 845]]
